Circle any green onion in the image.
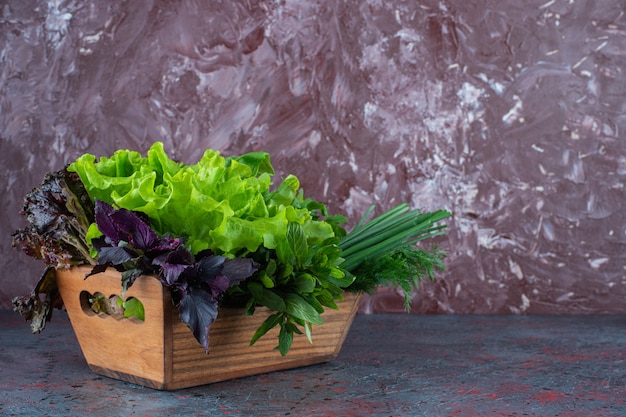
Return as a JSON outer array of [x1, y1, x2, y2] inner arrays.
[[340, 203, 450, 272]]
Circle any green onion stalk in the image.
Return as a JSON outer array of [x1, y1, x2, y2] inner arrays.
[[340, 203, 451, 309]]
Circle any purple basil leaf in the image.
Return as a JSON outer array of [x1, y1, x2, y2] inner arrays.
[[221, 258, 259, 285], [94, 200, 121, 244], [168, 281, 188, 306], [153, 246, 195, 285], [121, 268, 143, 292], [194, 249, 215, 259], [196, 256, 227, 281], [178, 287, 219, 353], [109, 208, 158, 250], [151, 233, 181, 252], [85, 263, 109, 278], [159, 262, 189, 286], [90, 236, 108, 252], [208, 274, 230, 298], [97, 246, 134, 266], [163, 245, 195, 265], [151, 252, 168, 267], [195, 256, 257, 299]]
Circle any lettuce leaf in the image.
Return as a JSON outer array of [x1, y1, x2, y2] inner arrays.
[[68, 142, 335, 257], [12, 169, 95, 268], [68, 142, 349, 355]]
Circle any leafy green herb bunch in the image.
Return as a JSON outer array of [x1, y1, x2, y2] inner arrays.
[[12, 142, 450, 355]]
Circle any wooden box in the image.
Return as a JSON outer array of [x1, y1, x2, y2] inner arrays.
[[55, 266, 360, 390]]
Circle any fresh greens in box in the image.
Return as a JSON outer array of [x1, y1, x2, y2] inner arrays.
[[12, 142, 450, 355]]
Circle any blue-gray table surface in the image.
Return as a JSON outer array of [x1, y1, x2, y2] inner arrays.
[[1, 311, 625, 416]]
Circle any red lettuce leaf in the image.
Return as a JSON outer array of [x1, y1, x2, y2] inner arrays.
[[12, 169, 95, 268], [12, 267, 63, 333]]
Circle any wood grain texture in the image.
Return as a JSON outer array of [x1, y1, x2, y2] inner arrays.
[[55, 266, 360, 390]]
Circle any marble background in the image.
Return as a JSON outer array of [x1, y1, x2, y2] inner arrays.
[[1, 0, 625, 313]]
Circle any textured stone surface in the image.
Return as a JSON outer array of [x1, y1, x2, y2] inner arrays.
[[1, 1, 625, 312], [1, 310, 625, 416]]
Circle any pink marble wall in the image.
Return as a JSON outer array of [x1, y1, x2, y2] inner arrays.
[[1, 0, 625, 313]]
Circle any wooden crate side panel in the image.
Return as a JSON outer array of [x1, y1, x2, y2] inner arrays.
[[167, 293, 361, 389], [55, 267, 169, 387], [57, 267, 360, 390]]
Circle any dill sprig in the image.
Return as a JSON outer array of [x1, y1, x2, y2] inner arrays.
[[347, 245, 447, 310], [340, 203, 450, 308]]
